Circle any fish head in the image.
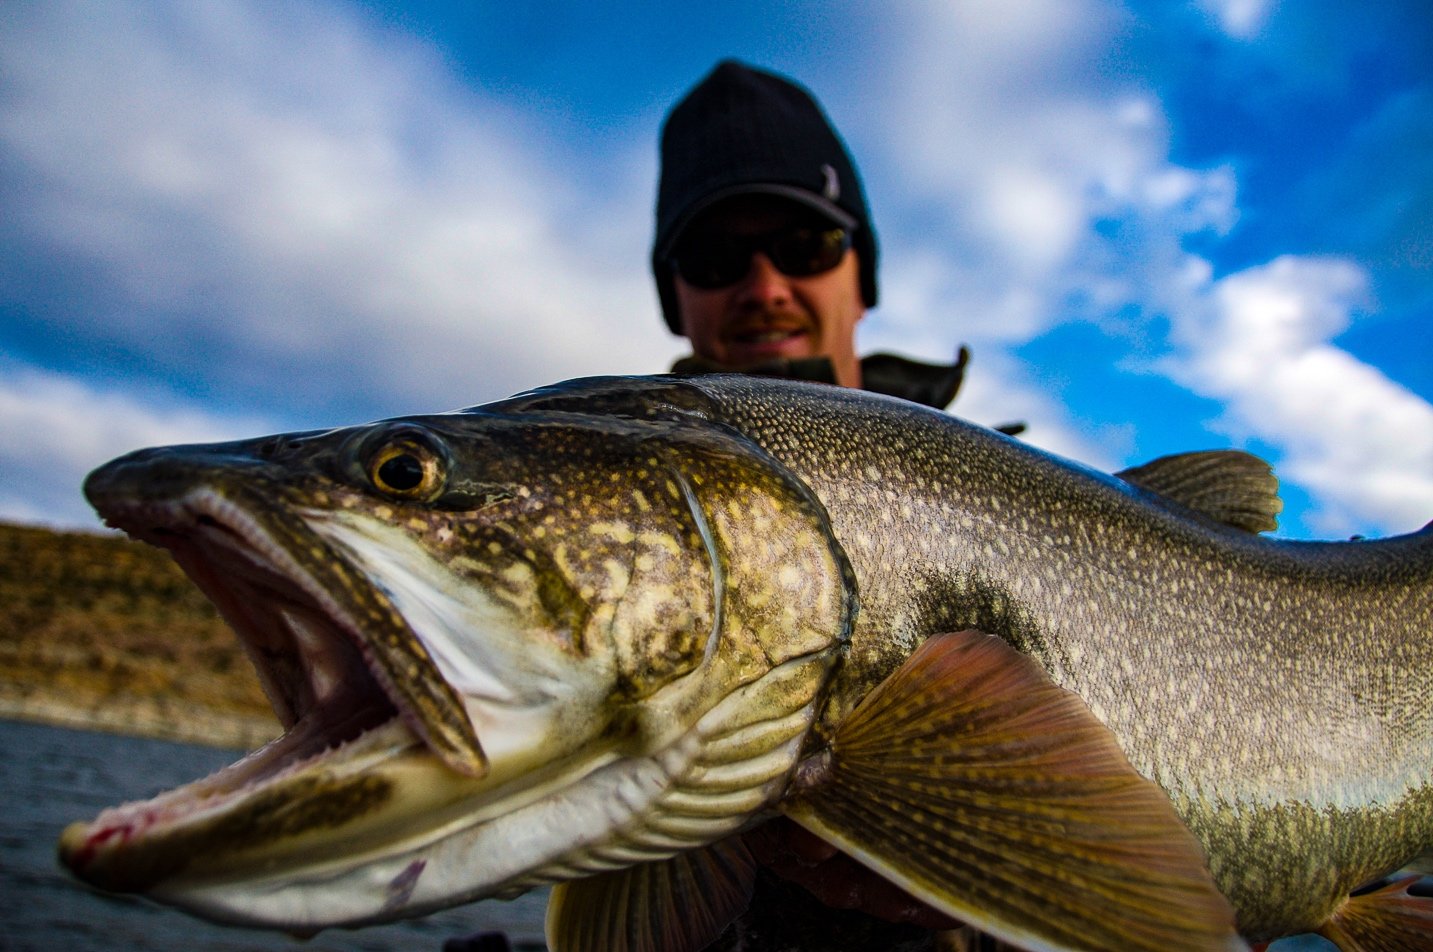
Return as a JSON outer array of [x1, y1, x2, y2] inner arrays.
[[61, 386, 856, 931]]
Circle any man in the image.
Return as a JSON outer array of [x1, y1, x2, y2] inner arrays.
[[651, 60, 1007, 952], [444, 61, 985, 952], [653, 59, 971, 412]]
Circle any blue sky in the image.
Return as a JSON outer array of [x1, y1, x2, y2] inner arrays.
[[1, 0, 1430, 540]]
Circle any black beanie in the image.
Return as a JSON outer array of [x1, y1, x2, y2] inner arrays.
[[652, 60, 879, 333]]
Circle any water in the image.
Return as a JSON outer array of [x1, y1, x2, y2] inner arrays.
[[0, 719, 1342, 951], [0, 718, 547, 952]]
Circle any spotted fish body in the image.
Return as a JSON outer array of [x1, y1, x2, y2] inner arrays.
[[501, 375, 1433, 940], [61, 374, 1433, 949], [636, 375, 1433, 939]]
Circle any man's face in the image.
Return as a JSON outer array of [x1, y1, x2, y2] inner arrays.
[[670, 195, 865, 388]]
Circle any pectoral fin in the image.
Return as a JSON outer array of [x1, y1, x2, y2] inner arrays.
[[1318, 876, 1433, 951], [782, 630, 1243, 952], [544, 836, 756, 952]]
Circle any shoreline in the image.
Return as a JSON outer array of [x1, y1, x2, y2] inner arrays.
[[0, 687, 277, 750], [0, 520, 279, 753]]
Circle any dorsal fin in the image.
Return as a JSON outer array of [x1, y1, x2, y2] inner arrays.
[[1117, 450, 1282, 534]]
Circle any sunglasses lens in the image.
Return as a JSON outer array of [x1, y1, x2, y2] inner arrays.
[[673, 239, 751, 288], [671, 226, 851, 289], [769, 228, 850, 277]]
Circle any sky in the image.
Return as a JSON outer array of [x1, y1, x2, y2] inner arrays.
[[1, 0, 1430, 540]]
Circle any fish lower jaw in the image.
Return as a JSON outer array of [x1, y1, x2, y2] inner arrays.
[[59, 599, 412, 880], [59, 713, 425, 892], [146, 718, 807, 931], [125, 654, 832, 931]]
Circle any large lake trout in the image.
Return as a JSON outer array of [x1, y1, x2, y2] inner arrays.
[[61, 375, 1433, 951]]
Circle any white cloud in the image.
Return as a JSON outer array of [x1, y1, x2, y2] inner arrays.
[[1194, 0, 1274, 39], [0, 365, 280, 530], [1168, 256, 1433, 535], [0, 0, 690, 531], [3, 0, 1139, 532], [849, 0, 1433, 538], [865, 0, 1237, 344], [846, 1, 1239, 469], [0, 1, 683, 422], [2, 0, 1428, 544], [978, 165, 1087, 274]]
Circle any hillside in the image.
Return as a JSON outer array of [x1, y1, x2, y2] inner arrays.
[[0, 521, 278, 748]]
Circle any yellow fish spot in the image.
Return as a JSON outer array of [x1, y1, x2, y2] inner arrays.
[[639, 531, 682, 557], [590, 521, 636, 544], [603, 559, 631, 595]]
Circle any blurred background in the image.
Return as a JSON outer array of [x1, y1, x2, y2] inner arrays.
[[2, 0, 1430, 539]]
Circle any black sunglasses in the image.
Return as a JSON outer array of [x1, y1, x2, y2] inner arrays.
[[669, 226, 853, 289]]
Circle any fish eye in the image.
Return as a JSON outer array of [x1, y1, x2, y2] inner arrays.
[[367, 439, 445, 500]]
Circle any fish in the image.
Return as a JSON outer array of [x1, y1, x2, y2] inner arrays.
[[59, 373, 1433, 952]]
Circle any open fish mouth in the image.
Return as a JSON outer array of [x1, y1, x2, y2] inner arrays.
[[59, 485, 486, 894], [167, 520, 400, 753]]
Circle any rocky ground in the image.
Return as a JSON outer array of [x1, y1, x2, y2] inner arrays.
[[0, 521, 278, 748]]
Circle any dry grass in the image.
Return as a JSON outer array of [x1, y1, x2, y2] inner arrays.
[[0, 521, 277, 746]]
